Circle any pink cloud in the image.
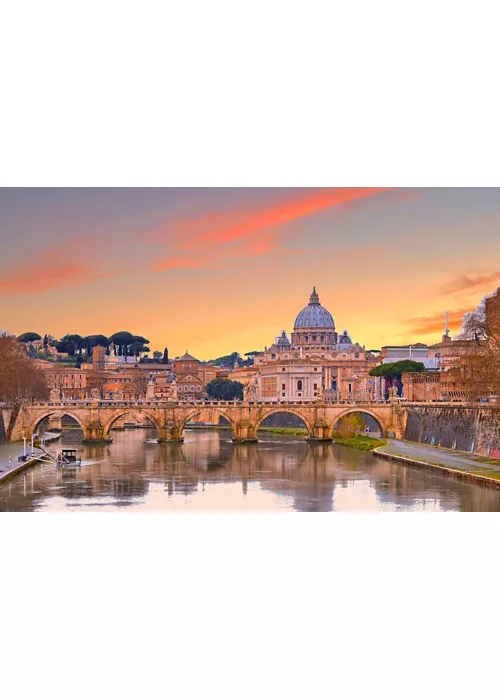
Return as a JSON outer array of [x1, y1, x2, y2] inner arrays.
[[0, 246, 112, 296], [154, 188, 390, 271]]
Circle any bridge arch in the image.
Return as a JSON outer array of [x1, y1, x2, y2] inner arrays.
[[180, 408, 238, 435], [253, 408, 313, 436], [331, 408, 386, 437], [102, 410, 162, 438], [30, 410, 86, 436]]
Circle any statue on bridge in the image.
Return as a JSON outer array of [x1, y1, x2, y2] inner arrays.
[[243, 378, 258, 402], [388, 386, 399, 401]]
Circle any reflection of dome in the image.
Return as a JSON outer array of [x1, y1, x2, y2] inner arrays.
[[294, 287, 335, 330]]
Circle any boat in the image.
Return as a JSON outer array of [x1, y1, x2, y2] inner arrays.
[[56, 449, 82, 469]]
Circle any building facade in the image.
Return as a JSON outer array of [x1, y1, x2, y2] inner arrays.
[[254, 288, 379, 401]]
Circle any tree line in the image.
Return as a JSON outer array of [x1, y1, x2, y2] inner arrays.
[[16, 331, 169, 364]]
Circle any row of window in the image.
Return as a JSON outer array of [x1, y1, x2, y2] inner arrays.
[[178, 385, 201, 392]]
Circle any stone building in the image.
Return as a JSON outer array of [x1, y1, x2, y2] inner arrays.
[[173, 352, 217, 401], [254, 288, 379, 401]]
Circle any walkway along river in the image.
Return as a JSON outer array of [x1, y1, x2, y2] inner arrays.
[[1, 427, 500, 511]]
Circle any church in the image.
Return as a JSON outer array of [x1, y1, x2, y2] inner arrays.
[[254, 288, 380, 401]]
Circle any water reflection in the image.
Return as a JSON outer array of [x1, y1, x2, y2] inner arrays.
[[1, 428, 500, 512]]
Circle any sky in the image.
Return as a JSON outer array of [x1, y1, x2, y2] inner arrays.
[[1, 187, 500, 360]]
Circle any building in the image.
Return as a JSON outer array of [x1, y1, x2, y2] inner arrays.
[[381, 343, 438, 370], [173, 352, 217, 401], [254, 288, 379, 401]]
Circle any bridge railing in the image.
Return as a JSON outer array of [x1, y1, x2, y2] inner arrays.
[[20, 398, 493, 409], [24, 398, 397, 408]]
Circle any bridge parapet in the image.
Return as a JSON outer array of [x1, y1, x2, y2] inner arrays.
[[10, 398, 491, 445]]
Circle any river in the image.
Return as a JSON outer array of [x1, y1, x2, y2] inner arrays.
[[1, 427, 500, 511]]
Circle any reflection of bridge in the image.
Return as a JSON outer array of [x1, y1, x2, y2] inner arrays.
[[4, 399, 410, 443]]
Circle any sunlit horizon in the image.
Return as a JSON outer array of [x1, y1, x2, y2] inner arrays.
[[2, 187, 500, 360]]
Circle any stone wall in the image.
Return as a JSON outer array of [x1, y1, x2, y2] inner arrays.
[[404, 406, 500, 455]]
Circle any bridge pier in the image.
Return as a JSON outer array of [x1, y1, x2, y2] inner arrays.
[[157, 424, 184, 443], [232, 421, 258, 443], [82, 422, 112, 444], [306, 422, 333, 442]]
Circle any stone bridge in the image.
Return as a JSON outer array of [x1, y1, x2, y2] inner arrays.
[[3, 398, 411, 443]]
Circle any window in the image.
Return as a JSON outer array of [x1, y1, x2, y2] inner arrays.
[[282, 392, 286, 397], [314, 367, 317, 371], [282, 384, 286, 390], [282, 367, 286, 371], [197, 386, 201, 391], [320, 335, 324, 342], [297, 380, 303, 391], [190, 385, 194, 392], [314, 383, 317, 390], [271, 354, 276, 359], [355, 353, 359, 358]]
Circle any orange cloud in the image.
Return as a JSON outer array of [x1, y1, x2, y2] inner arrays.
[[404, 308, 469, 337], [155, 187, 389, 271], [0, 249, 108, 296], [155, 256, 208, 271], [438, 272, 500, 295]]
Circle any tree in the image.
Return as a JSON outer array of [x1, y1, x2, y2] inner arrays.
[[109, 332, 134, 361], [86, 369, 108, 400], [80, 334, 110, 356], [17, 332, 42, 343], [0, 334, 49, 438], [153, 350, 162, 361], [163, 347, 169, 363], [336, 413, 366, 436], [129, 336, 151, 361], [205, 379, 244, 400], [66, 334, 84, 357], [55, 335, 77, 356], [370, 360, 426, 397], [209, 352, 241, 368], [131, 374, 149, 399], [456, 289, 500, 400]]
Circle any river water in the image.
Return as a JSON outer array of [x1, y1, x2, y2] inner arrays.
[[1, 427, 500, 512]]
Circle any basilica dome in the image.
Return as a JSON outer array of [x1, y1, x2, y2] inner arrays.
[[294, 287, 335, 330]]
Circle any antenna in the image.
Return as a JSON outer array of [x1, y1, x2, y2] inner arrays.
[[445, 311, 449, 336]]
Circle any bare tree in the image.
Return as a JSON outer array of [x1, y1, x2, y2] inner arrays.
[[130, 374, 149, 400], [456, 290, 500, 401], [0, 333, 49, 438], [86, 369, 108, 399]]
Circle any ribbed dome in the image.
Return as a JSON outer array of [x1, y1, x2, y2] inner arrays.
[[294, 287, 335, 330]]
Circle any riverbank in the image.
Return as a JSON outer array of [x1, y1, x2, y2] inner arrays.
[[0, 432, 61, 484], [185, 424, 387, 447], [375, 439, 500, 490], [332, 432, 386, 451]]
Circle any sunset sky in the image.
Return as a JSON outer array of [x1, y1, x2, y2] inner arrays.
[[1, 187, 500, 360]]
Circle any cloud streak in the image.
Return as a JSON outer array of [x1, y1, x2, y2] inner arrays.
[[0, 247, 110, 296], [439, 271, 500, 295], [154, 187, 390, 271], [404, 308, 469, 337]]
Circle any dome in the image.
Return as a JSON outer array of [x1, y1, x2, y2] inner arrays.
[[275, 330, 291, 346], [294, 287, 335, 330], [339, 330, 352, 345]]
